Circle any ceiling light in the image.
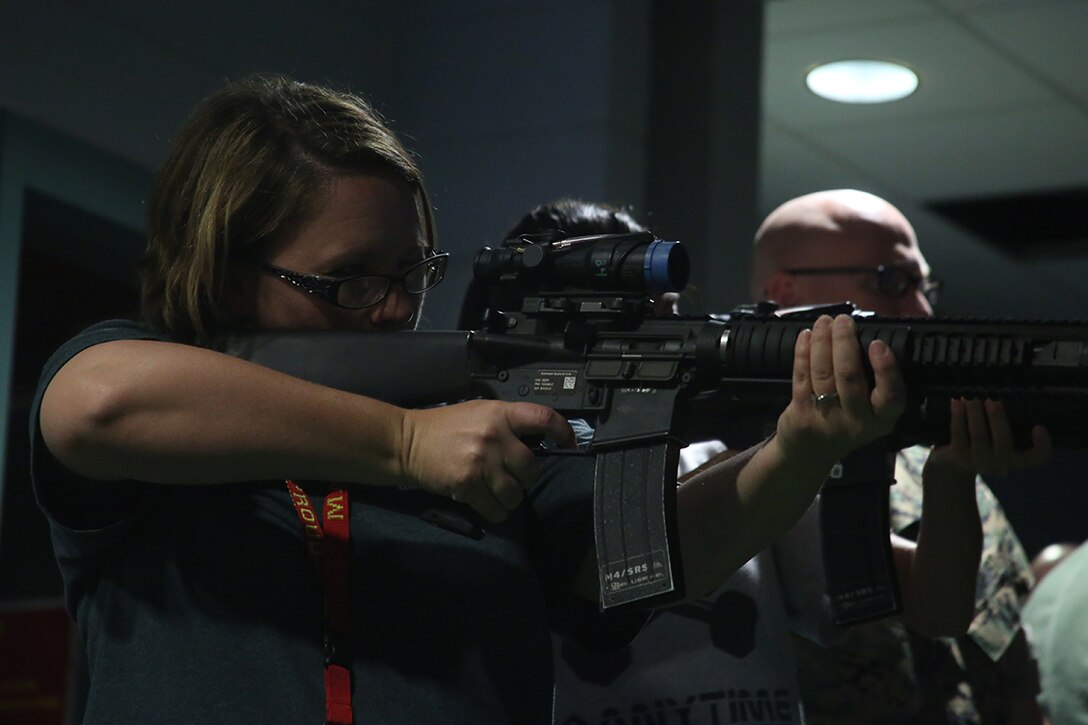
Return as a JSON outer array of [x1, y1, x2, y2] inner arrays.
[[805, 60, 919, 104]]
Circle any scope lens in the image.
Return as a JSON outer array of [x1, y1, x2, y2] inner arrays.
[[643, 240, 689, 293]]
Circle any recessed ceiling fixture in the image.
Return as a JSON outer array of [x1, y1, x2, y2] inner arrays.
[[806, 60, 918, 104]]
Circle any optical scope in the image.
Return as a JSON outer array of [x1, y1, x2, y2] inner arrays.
[[472, 231, 689, 296]]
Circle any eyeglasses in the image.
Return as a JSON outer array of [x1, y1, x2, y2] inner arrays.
[[784, 265, 942, 306], [263, 251, 449, 310]]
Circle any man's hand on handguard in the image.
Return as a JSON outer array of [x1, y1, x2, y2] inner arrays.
[[399, 400, 575, 523], [926, 398, 1053, 483]]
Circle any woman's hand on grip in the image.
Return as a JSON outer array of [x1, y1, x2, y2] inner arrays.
[[399, 400, 575, 522]]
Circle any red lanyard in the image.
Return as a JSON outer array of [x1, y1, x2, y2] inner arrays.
[[286, 481, 353, 725]]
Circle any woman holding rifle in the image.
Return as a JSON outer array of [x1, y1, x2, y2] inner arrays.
[[34, 75, 908, 724]]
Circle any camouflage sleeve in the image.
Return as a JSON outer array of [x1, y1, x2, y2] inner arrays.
[[967, 479, 1034, 661], [892, 447, 1034, 661], [890, 447, 927, 532]]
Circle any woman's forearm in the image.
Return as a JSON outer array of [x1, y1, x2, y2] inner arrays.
[[676, 435, 837, 599], [40, 339, 575, 524], [40, 339, 408, 486]]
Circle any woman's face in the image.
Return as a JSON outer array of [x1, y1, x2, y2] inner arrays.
[[250, 172, 427, 332]]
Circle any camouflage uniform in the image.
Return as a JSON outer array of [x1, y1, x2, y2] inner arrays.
[[793, 446, 1038, 724]]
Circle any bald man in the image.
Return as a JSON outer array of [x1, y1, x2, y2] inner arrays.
[[755, 190, 1045, 725], [751, 189, 934, 318]]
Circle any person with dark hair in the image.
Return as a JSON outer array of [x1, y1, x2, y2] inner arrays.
[[33, 84, 907, 724], [504, 198, 646, 239]]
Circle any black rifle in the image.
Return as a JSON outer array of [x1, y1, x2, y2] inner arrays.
[[223, 232, 1088, 623]]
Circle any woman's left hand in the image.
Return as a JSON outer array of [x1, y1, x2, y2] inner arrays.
[[775, 314, 906, 469]]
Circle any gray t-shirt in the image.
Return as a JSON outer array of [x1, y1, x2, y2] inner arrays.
[[31, 320, 620, 724]]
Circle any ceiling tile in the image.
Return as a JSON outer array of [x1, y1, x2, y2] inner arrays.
[[758, 124, 892, 211], [801, 102, 1088, 200], [765, 0, 935, 36], [965, 2, 1088, 99], [928, 0, 1065, 11]]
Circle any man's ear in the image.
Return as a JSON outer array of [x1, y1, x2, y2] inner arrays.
[[763, 271, 796, 306]]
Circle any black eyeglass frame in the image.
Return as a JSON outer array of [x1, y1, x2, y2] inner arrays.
[[784, 264, 942, 306], [263, 251, 449, 310]]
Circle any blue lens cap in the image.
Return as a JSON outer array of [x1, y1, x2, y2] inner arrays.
[[643, 240, 690, 293]]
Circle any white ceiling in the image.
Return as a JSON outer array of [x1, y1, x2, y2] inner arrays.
[[760, 0, 1088, 316]]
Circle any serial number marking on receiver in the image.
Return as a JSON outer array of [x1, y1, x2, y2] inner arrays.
[[531, 370, 580, 396]]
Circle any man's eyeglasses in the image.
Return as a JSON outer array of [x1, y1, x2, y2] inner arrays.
[[263, 251, 449, 310], [785, 265, 942, 306]]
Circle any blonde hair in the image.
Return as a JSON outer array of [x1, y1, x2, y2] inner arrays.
[[139, 75, 436, 343]]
